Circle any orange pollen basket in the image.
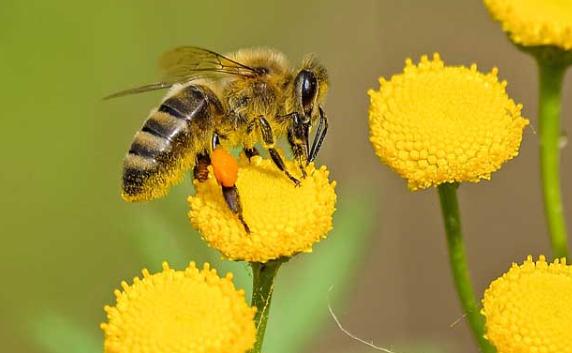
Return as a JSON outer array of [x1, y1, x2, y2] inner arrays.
[[211, 147, 239, 187]]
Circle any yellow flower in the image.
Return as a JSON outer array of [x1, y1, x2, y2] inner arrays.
[[482, 255, 572, 353], [188, 155, 336, 263], [101, 262, 256, 353], [368, 54, 529, 190], [484, 0, 572, 50]]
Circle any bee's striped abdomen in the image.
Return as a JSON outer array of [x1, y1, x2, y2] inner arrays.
[[122, 84, 222, 201]]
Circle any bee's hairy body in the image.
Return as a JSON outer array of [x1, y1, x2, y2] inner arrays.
[[119, 47, 329, 206]]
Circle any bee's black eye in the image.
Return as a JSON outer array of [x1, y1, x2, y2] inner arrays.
[[296, 70, 318, 113]]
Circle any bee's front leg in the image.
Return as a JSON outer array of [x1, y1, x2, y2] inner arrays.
[[287, 112, 310, 178], [287, 129, 308, 178], [256, 116, 301, 186]]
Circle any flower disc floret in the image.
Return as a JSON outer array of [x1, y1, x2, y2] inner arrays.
[[484, 0, 572, 50], [368, 53, 529, 190], [188, 155, 336, 263], [482, 255, 572, 353], [101, 262, 256, 353]]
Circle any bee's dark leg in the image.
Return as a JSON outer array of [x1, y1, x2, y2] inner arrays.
[[287, 128, 308, 178], [308, 107, 328, 163], [268, 148, 301, 186], [244, 146, 260, 160], [222, 185, 250, 233], [193, 151, 211, 182], [209, 132, 250, 233], [257, 116, 301, 186]]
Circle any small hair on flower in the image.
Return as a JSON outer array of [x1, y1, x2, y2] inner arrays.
[[482, 255, 572, 353], [101, 262, 256, 353], [188, 154, 336, 263], [368, 53, 529, 190], [484, 0, 572, 50]]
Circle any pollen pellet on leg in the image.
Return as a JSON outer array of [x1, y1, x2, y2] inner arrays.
[[211, 147, 239, 187]]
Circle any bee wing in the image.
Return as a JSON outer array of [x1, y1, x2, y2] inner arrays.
[[104, 47, 257, 100], [159, 46, 259, 81], [103, 81, 181, 100]]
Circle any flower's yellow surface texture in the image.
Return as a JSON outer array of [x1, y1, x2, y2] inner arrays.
[[368, 54, 529, 190], [482, 255, 572, 353], [484, 0, 572, 50], [188, 155, 336, 263], [101, 262, 256, 353]]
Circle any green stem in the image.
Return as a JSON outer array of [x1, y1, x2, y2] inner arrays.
[[249, 259, 283, 353], [437, 183, 496, 353], [537, 60, 569, 259]]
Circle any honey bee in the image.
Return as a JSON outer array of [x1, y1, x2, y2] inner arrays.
[[107, 47, 329, 229]]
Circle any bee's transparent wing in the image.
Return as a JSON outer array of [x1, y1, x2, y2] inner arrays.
[[158, 46, 258, 81], [103, 81, 179, 100], [104, 46, 257, 100]]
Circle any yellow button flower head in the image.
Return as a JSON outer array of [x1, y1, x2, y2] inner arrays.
[[484, 0, 572, 50], [482, 255, 572, 353], [188, 155, 336, 263], [101, 262, 256, 353], [368, 54, 529, 190]]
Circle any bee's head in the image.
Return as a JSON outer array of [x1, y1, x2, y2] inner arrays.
[[294, 56, 328, 123], [286, 56, 328, 164]]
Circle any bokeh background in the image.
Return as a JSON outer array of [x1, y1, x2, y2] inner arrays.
[[1, 0, 571, 352]]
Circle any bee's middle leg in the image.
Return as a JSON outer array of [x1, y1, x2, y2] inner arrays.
[[257, 116, 301, 186], [193, 151, 211, 182], [243, 146, 260, 160]]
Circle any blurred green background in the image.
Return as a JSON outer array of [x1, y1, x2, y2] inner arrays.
[[1, 1, 571, 352]]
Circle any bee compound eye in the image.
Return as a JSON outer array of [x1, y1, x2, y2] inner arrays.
[[297, 70, 318, 111]]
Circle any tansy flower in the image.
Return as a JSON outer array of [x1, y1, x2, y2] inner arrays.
[[368, 54, 529, 190], [482, 255, 572, 353], [101, 262, 256, 353], [484, 0, 572, 50], [188, 155, 336, 263]]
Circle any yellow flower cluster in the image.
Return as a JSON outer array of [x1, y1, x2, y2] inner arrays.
[[189, 155, 336, 263], [484, 0, 572, 50], [101, 262, 256, 353], [368, 54, 529, 190], [482, 255, 572, 353]]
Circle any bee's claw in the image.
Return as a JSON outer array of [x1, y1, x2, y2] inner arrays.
[[290, 176, 302, 187], [240, 216, 251, 234]]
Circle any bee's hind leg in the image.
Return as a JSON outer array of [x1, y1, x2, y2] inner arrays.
[[221, 185, 250, 233], [257, 116, 301, 186], [209, 133, 250, 233]]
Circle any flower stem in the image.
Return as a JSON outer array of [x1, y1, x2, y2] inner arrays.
[[249, 259, 283, 353], [537, 59, 569, 259], [437, 183, 496, 353]]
